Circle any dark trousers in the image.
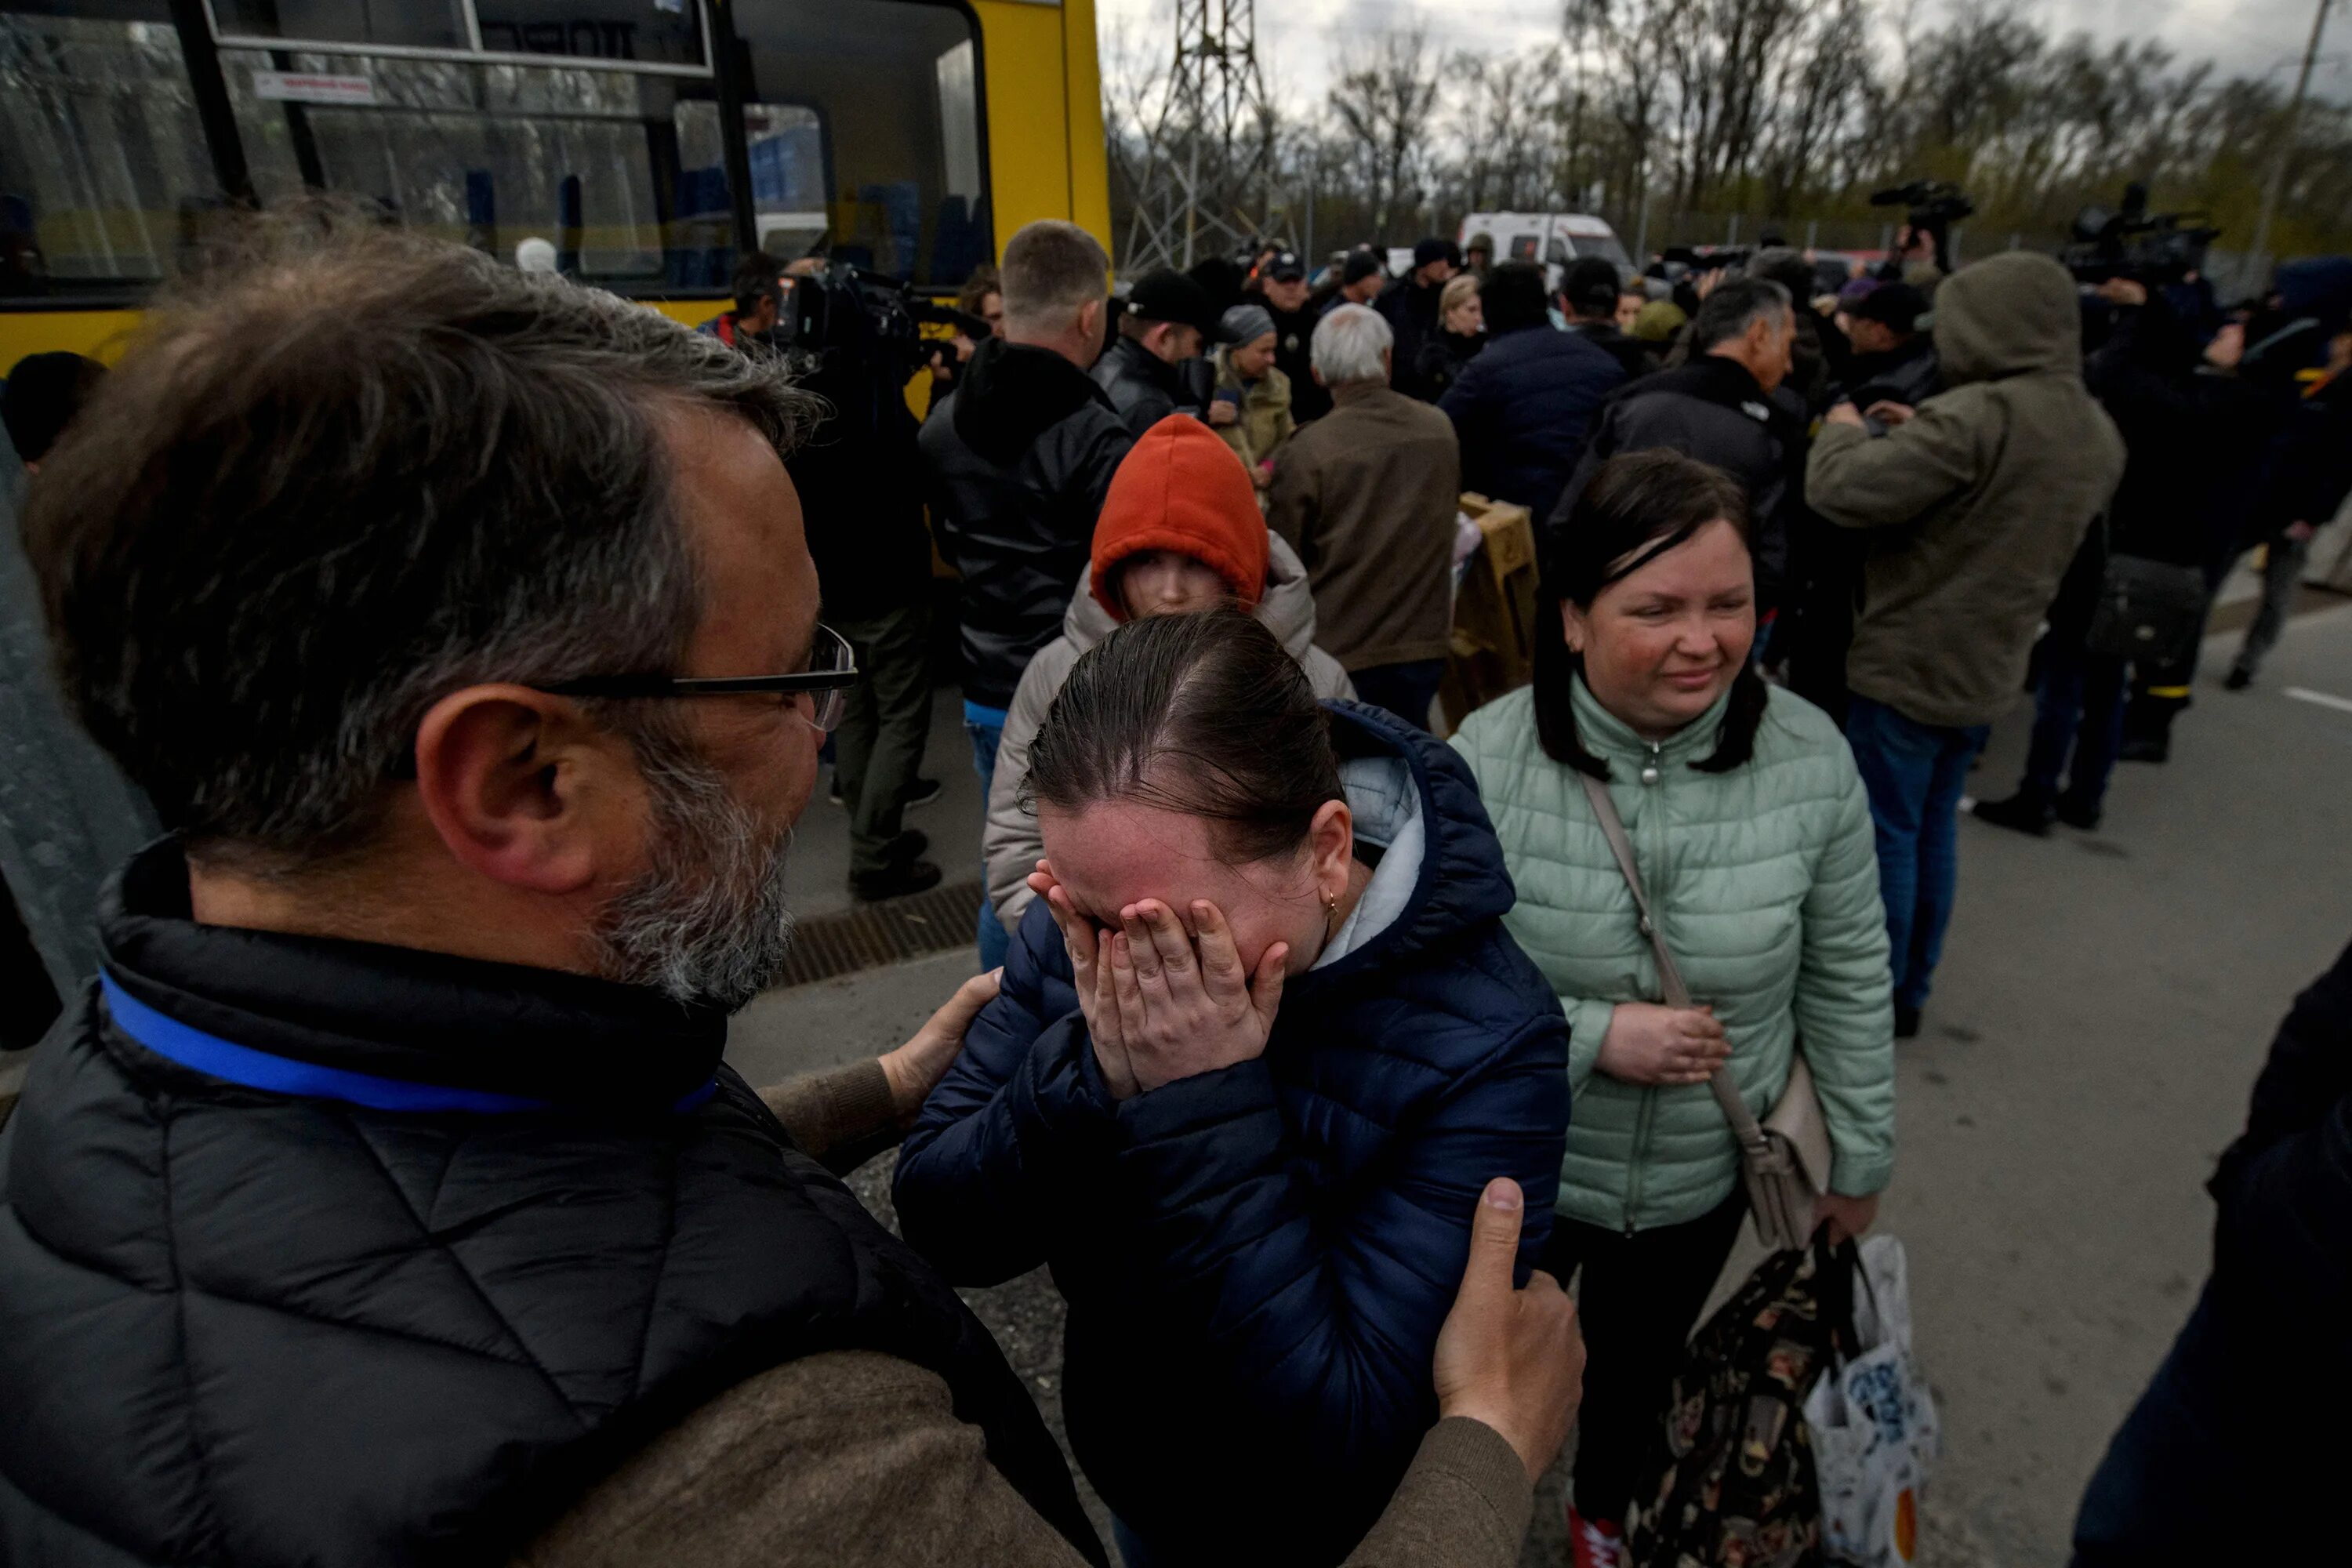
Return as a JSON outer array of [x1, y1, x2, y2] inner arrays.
[[2231, 532, 2312, 680], [2021, 633, 2129, 815], [1844, 695, 1989, 1013], [831, 600, 933, 880], [1538, 1189, 1748, 1525], [2071, 1283, 2234, 1563], [1349, 658, 1447, 733]]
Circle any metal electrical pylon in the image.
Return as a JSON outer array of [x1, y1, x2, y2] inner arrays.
[[1118, 0, 1276, 271]]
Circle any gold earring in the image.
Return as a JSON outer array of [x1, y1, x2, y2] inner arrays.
[[1324, 893, 1341, 942]]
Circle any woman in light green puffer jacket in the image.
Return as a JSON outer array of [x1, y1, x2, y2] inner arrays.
[[1450, 450, 1895, 1561]]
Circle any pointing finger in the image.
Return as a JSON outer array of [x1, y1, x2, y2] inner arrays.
[[1456, 1178, 1525, 1308]]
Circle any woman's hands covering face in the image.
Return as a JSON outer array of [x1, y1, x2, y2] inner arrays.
[[1029, 862, 1289, 1101]]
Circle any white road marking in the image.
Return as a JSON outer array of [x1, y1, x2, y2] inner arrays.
[[2285, 687, 2352, 715]]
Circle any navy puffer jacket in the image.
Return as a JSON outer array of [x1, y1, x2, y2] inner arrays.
[[894, 701, 1569, 1567], [1438, 322, 1627, 524]]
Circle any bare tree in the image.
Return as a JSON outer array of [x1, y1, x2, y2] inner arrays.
[[1327, 30, 1443, 241]]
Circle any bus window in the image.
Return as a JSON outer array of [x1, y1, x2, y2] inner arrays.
[[1546, 236, 1570, 265], [0, 2, 218, 289], [215, 2, 709, 69], [1508, 234, 1538, 262], [221, 49, 724, 286], [731, 0, 989, 287], [212, 0, 467, 53]]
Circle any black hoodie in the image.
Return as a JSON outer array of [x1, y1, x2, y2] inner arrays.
[[919, 336, 1136, 709]]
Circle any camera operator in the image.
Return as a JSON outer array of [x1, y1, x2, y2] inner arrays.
[[1835, 282, 1940, 417], [775, 263, 948, 900], [698, 252, 786, 352], [923, 263, 1004, 416], [1972, 274, 2275, 826], [1806, 252, 2125, 1038], [2222, 275, 2352, 692]]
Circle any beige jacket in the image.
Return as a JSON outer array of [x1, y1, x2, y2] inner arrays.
[[984, 533, 1355, 932], [513, 1061, 1534, 1568]]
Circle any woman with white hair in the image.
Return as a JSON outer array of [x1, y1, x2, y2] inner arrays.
[[1263, 304, 1464, 730]]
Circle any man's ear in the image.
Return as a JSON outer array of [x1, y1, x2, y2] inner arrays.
[[411, 684, 635, 897]]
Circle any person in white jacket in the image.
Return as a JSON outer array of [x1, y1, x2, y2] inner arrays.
[[984, 413, 1352, 934]]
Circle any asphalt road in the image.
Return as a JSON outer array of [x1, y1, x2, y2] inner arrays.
[[728, 598, 2352, 1566]]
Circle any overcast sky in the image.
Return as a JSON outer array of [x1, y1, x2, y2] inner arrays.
[[1094, 0, 2348, 111]]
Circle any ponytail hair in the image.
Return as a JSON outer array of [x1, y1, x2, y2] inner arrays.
[[1533, 450, 1769, 780]]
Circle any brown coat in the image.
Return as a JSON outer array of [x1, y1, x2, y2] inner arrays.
[[512, 1060, 1534, 1568], [1266, 381, 1462, 672]]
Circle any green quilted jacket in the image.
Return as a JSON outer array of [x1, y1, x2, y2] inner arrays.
[[1450, 677, 1896, 1233]]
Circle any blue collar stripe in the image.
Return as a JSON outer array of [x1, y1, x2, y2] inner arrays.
[[100, 972, 713, 1116]]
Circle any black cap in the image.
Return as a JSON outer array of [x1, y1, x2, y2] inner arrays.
[[1342, 250, 1386, 286], [1265, 249, 1306, 282], [1413, 237, 1463, 271], [1563, 256, 1622, 315], [1126, 268, 1230, 340], [1852, 281, 1930, 334]]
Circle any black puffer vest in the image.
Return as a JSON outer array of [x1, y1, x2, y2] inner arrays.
[[0, 844, 1102, 1566]]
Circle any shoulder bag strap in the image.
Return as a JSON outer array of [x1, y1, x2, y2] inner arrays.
[[1577, 771, 1769, 1150]]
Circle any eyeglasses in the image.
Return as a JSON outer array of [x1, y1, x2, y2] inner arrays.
[[541, 623, 861, 734]]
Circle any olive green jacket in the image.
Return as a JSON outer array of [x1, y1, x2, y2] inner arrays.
[[1807, 252, 2127, 728], [1214, 348, 1296, 477]]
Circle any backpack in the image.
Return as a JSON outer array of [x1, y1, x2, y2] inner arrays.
[[1628, 1235, 1857, 1568]]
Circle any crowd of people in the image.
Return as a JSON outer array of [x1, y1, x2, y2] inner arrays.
[[0, 199, 2347, 1568]]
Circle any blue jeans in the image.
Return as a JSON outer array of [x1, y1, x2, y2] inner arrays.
[[2022, 635, 2128, 814], [1844, 695, 1988, 1013], [965, 702, 1011, 970]]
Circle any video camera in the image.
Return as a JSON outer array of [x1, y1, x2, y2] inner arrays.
[[2061, 183, 2219, 287], [780, 259, 990, 387], [1870, 180, 1974, 271]]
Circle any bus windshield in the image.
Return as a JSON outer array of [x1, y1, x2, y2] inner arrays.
[[0, 0, 989, 296]]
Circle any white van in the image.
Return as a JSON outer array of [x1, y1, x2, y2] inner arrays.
[[1457, 212, 1632, 290]]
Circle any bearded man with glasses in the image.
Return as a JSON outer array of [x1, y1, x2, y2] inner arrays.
[[0, 222, 1095, 1564]]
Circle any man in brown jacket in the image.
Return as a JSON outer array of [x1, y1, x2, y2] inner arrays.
[[0, 220, 1582, 1568], [1806, 250, 2126, 1036], [1268, 302, 1464, 730]]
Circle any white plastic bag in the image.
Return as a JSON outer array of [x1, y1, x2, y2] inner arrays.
[[1806, 1235, 1940, 1565]]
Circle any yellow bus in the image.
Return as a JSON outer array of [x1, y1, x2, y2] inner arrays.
[[0, 0, 1109, 363]]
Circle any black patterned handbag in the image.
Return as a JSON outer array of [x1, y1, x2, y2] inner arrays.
[[1628, 1234, 1858, 1568]]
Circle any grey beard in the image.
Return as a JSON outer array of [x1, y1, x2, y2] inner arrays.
[[593, 730, 796, 1012]]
